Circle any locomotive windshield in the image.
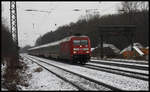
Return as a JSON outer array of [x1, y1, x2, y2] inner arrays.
[[73, 40, 88, 45], [81, 40, 88, 45]]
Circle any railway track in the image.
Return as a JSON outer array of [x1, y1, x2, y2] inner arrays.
[[37, 57, 148, 81], [35, 56, 149, 78], [81, 64, 149, 81], [23, 54, 149, 91], [23, 56, 116, 91], [86, 63, 149, 76], [106, 59, 148, 65], [23, 56, 83, 91], [35, 56, 148, 81], [90, 60, 148, 70]]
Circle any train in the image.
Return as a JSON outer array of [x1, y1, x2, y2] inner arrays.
[[28, 35, 91, 64]]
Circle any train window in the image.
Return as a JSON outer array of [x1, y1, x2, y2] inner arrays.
[[81, 40, 88, 45], [73, 40, 88, 45], [73, 40, 80, 45]]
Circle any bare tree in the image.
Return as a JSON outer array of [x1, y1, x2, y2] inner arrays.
[[139, 2, 149, 11], [118, 1, 142, 14], [118, 1, 149, 14]]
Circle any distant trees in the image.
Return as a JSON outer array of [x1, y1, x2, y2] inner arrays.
[[140, 2, 149, 11], [34, 1, 148, 51], [118, 1, 149, 13], [116, 1, 149, 49]]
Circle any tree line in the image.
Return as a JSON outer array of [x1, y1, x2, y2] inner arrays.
[[35, 2, 148, 50]]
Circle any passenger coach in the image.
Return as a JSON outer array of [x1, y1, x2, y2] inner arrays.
[[28, 35, 91, 64]]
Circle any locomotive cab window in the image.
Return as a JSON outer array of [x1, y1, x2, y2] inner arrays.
[[73, 40, 88, 45], [73, 40, 80, 45], [81, 40, 88, 45]]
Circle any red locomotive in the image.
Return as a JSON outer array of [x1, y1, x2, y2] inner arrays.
[[28, 35, 91, 64]]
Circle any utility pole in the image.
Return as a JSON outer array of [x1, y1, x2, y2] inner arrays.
[[129, 11, 134, 52], [100, 34, 104, 59], [119, 9, 134, 53], [10, 1, 18, 45], [10, 1, 19, 64]]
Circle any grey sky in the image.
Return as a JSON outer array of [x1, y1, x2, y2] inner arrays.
[[2, 1, 121, 47]]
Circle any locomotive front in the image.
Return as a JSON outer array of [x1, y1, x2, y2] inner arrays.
[[71, 36, 91, 64]]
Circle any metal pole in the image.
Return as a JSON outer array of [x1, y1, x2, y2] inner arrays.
[[129, 11, 133, 52], [100, 35, 104, 59], [10, 1, 19, 66], [10, 1, 19, 46], [131, 32, 134, 51]]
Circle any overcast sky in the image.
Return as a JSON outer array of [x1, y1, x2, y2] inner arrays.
[[2, 1, 121, 47]]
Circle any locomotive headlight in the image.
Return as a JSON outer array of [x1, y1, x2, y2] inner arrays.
[[73, 51, 77, 54], [86, 51, 89, 53]]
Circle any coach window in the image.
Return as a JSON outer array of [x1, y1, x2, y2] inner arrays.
[[73, 40, 80, 45], [81, 40, 88, 45]]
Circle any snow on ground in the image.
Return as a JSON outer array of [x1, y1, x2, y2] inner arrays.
[[18, 56, 77, 91], [28, 55, 149, 91], [26, 56, 111, 90], [1, 60, 8, 91], [1, 61, 7, 77]]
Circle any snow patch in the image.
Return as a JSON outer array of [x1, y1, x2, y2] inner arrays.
[[19, 55, 77, 90]]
